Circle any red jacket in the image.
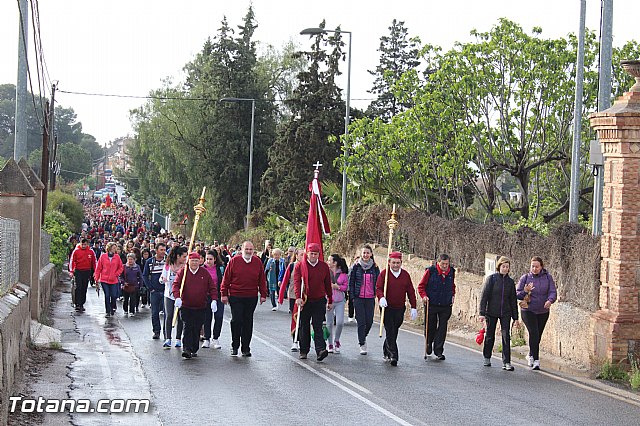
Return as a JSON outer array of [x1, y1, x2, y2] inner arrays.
[[70, 244, 97, 272], [94, 253, 124, 285], [220, 255, 268, 298], [376, 268, 417, 309], [172, 267, 217, 309], [293, 259, 333, 303]]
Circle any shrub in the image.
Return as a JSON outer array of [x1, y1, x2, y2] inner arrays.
[[43, 210, 73, 268], [630, 361, 640, 390], [47, 190, 84, 232], [511, 325, 526, 347], [596, 360, 628, 382]]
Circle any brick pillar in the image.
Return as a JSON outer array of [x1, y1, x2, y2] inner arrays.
[[590, 61, 640, 363], [0, 159, 37, 319]]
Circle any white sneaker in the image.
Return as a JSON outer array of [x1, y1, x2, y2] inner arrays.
[[359, 344, 367, 355], [532, 360, 540, 370], [212, 339, 222, 349], [347, 317, 355, 323], [526, 355, 534, 367], [175, 339, 182, 348], [271, 306, 277, 311], [291, 342, 299, 352], [202, 339, 210, 348]]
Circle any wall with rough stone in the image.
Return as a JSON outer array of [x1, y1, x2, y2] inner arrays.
[[0, 283, 31, 426]]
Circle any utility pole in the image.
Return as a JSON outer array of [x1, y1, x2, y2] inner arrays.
[[48, 83, 57, 190], [14, 0, 29, 161], [592, 0, 614, 236], [40, 101, 50, 224], [569, 0, 587, 223]]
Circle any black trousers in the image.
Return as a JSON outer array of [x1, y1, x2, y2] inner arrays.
[[383, 307, 405, 361], [299, 298, 327, 355], [74, 270, 91, 307], [180, 307, 207, 354], [427, 305, 452, 356], [123, 290, 139, 314], [347, 292, 355, 318], [483, 315, 512, 363], [521, 310, 549, 360], [229, 296, 258, 352]]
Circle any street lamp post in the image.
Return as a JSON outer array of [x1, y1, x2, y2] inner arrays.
[[300, 27, 352, 228], [220, 97, 256, 230]]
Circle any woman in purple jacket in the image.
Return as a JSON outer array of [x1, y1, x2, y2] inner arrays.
[[516, 256, 557, 370]]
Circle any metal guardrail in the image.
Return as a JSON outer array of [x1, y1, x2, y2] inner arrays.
[[0, 216, 20, 296], [41, 230, 51, 268]]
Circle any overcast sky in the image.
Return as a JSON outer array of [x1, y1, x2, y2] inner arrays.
[[1, 0, 638, 146]]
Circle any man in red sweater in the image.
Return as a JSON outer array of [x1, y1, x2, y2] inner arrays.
[[173, 252, 217, 359], [294, 243, 333, 362], [376, 252, 417, 366], [220, 241, 268, 357], [69, 238, 97, 312]]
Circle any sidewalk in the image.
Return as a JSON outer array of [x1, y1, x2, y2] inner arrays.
[[9, 267, 161, 425]]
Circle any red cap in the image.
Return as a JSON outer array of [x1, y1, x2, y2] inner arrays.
[[389, 251, 402, 260], [188, 252, 201, 260], [306, 243, 321, 253]]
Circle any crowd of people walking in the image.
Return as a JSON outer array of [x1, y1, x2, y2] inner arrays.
[[69, 198, 557, 368]]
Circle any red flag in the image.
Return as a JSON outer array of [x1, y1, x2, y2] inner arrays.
[[290, 168, 332, 336]]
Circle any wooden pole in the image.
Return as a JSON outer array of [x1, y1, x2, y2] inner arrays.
[[172, 187, 206, 326], [379, 205, 398, 338]]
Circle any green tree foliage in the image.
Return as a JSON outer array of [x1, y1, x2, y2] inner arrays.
[[43, 210, 73, 268], [47, 190, 84, 232], [344, 19, 640, 223], [129, 7, 278, 238], [260, 21, 346, 221], [366, 19, 421, 121], [0, 84, 45, 158]]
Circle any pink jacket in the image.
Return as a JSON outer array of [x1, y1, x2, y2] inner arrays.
[[94, 253, 124, 285]]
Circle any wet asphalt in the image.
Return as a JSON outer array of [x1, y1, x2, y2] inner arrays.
[[65, 286, 640, 426]]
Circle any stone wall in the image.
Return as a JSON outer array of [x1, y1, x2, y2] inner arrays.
[[0, 217, 20, 297], [0, 283, 31, 426]]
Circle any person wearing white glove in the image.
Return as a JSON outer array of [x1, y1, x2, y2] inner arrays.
[[375, 251, 417, 366], [211, 300, 217, 313], [171, 252, 217, 359]]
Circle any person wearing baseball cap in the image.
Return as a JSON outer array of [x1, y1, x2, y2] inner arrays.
[[172, 251, 217, 359], [376, 252, 417, 366], [294, 242, 333, 361]]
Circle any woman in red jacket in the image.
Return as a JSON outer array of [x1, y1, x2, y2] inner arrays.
[[95, 241, 124, 317]]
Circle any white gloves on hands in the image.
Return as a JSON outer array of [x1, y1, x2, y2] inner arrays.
[[174, 297, 182, 308], [410, 308, 418, 321], [379, 297, 388, 308], [211, 300, 217, 313]]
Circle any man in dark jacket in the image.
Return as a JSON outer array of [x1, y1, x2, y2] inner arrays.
[[143, 242, 167, 339], [418, 254, 455, 361], [479, 256, 519, 371]]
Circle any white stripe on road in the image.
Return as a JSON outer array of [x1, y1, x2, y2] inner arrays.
[[321, 368, 372, 395], [250, 330, 414, 426], [391, 321, 640, 409]]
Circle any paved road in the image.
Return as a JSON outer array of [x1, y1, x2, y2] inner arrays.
[[64, 287, 640, 426]]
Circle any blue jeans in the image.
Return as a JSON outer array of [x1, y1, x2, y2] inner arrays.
[[353, 297, 375, 345], [101, 283, 119, 314], [149, 290, 164, 334], [204, 300, 225, 340]]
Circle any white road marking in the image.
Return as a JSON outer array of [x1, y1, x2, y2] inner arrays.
[[223, 316, 414, 426], [321, 368, 372, 394], [391, 321, 640, 408], [251, 332, 414, 426]]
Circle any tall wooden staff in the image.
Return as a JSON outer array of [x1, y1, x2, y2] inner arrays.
[[172, 187, 207, 326], [379, 205, 398, 338], [293, 278, 305, 344]]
